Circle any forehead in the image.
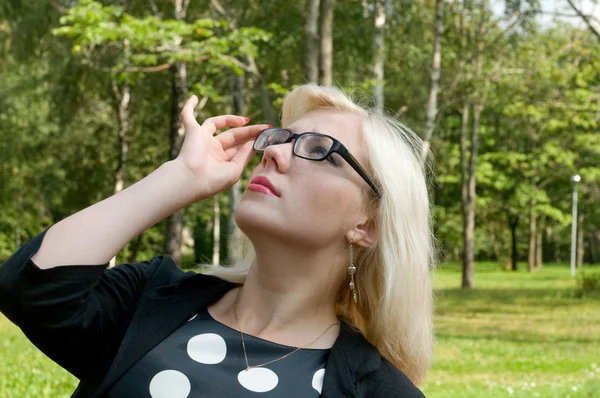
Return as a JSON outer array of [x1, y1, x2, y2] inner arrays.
[[287, 110, 366, 160]]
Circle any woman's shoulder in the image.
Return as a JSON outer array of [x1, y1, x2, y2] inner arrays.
[[139, 256, 240, 297], [360, 355, 426, 398]]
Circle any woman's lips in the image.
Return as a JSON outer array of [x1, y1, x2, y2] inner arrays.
[[247, 183, 279, 197]]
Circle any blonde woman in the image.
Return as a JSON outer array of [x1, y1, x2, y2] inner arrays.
[[0, 84, 435, 397]]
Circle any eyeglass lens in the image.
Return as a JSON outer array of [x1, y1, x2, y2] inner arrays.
[[256, 129, 334, 160]]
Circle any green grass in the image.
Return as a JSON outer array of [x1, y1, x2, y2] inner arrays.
[[0, 320, 77, 397], [421, 262, 600, 398], [0, 263, 599, 397]]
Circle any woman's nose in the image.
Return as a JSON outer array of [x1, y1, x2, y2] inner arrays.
[[261, 143, 292, 173]]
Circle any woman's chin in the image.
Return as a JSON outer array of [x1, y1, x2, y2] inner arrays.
[[234, 204, 277, 234]]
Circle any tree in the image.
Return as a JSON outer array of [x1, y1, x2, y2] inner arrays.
[[373, 0, 387, 112], [421, 0, 444, 162], [53, 0, 268, 265], [304, 0, 320, 83], [319, 0, 335, 86], [565, 0, 600, 41]]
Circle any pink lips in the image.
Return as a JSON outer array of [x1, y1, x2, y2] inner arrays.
[[248, 175, 280, 197]]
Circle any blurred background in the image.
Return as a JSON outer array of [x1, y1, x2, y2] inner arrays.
[[0, 0, 599, 397]]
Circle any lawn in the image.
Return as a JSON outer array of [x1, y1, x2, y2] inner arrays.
[[0, 262, 599, 397], [421, 262, 600, 398]]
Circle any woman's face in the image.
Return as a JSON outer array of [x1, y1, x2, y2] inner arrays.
[[235, 109, 371, 247]]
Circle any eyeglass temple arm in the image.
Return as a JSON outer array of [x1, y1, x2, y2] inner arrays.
[[339, 149, 382, 197]]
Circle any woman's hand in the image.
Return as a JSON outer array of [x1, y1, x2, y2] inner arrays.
[[173, 95, 269, 202]]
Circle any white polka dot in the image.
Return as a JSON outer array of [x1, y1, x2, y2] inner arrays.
[[237, 367, 279, 392], [188, 314, 197, 322], [187, 333, 227, 364], [312, 368, 326, 393], [149, 369, 191, 398]]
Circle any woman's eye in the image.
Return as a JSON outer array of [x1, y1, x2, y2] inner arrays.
[[310, 146, 329, 157]]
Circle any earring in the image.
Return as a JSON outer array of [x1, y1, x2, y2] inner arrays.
[[348, 234, 357, 303]]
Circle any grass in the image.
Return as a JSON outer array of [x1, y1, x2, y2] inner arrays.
[[421, 262, 600, 398], [0, 321, 76, 397], [0, 262, 599, 397]]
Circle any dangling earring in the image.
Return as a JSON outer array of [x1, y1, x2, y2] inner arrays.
[[348, 234, 357, 303]]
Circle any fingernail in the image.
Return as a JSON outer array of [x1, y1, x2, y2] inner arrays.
[[244, 117, 250, 123], [267, 124, 272, 128]]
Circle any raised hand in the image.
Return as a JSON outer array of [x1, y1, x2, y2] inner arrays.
[[174, 95, 270, 202]]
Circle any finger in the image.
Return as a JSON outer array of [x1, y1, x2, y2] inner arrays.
[[229, 141, 256, 172], [224, 140, 258, 161], [202, 115, 249, 135], [181, 95, 200, 130], [217, 124, 270, 150]]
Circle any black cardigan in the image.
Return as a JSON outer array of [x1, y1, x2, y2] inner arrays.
[[0, 228, 425, 397]]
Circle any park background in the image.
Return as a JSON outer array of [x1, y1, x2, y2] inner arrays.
[[0, 0, 599, 396]]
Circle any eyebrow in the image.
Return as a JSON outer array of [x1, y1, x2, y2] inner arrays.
[[287, 126, 326, 135]]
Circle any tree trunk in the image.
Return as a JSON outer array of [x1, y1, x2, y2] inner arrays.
[[209, 0, 274, 125], [461, 0, 487, 287], [212, 195, 221, 265], [15, 186, 23, 249], [566, 0, 600, 41], [458, 0, 470, 288], [164, 62, 188, 267], [460, 103, 474, 288], [244, 44, 274, 124], [462, 102, 480, 286], [128, 233, 144, 263], [577, 213, 584, 267], [319, 0, 335, 86], [163, 0, 190, 266], [490, 230, 501, 261], [304, 0, 320, 83], [373, 0, 386, 112], [509, 215, 519, 271], [113, 83, 130, 195], [421, 0, 444, 162], [589, 227, 598, 264], [109, 81, 131, 268], [227, 71, 245, 264], [527, 199, 536, 272], [536, 227, 543, 269]]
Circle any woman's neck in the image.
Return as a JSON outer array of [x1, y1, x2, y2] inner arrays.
[[207, 260, 343, 349]]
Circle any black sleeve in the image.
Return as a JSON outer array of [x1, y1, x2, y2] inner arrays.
[[359, 357, 426, 398], [0, 227, 165, 379]]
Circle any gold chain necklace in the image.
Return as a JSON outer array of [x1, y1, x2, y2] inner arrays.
[[232, 302, 340, 371]]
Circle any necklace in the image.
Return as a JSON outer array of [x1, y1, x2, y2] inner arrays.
[[232, 302, 340, 371]]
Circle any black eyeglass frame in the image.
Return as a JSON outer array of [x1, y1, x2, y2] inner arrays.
[[254, 127, 382, 198]]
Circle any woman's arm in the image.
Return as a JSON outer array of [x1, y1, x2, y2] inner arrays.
[[0, 228, 169, 379], [32, 95, 265, 270], [31, 160, 196, 269], [0, 97, 264, 378]]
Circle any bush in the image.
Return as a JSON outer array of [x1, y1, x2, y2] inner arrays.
[[577, 271, 600, 298]]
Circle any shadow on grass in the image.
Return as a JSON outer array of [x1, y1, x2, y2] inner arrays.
[[433, 286, 600, 345], [435, 330, 600, 345], [434, 287, 591, 314]]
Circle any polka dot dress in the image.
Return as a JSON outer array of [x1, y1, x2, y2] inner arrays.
[[106, 309, 329, 397]]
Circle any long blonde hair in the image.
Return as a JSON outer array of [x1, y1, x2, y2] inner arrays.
[[203, 84, 436, 385]]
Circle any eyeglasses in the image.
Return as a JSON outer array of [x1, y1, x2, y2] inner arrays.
[[254, 127, 381, 197]]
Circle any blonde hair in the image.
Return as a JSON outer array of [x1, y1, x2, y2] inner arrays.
[[203, 84, 436, 385]]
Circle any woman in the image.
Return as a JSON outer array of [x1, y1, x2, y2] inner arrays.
[[0, 84, 435, 397]]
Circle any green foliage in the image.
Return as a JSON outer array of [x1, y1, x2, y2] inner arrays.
[[0, 0, 598, 285], [1, 0, 599, 394], [577, 271, 600, 298], [52, 0, 270, 75]]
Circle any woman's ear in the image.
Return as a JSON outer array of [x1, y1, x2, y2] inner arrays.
[[346, 217, 378, 248]]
